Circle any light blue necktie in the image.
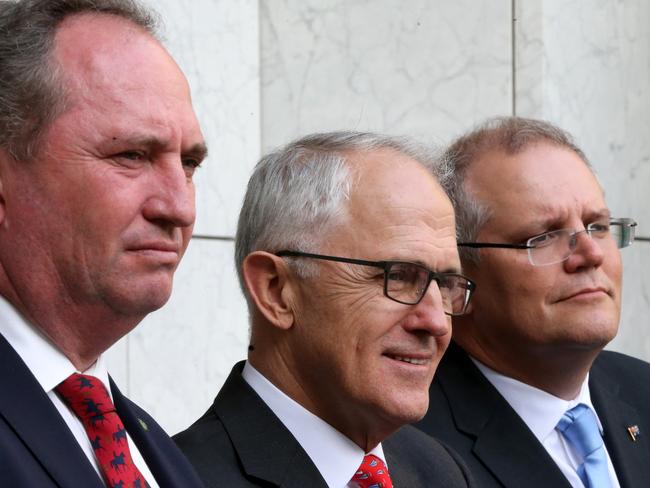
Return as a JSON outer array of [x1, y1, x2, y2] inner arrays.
[[556, 403, 612, 488]]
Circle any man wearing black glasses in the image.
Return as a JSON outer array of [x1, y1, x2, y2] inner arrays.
[[175, 132, 475, 487], [416, 117, 649, 488]]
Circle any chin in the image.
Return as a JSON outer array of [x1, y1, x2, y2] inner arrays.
[[104, 280, 173, 316], [383, 393, 429, 425]]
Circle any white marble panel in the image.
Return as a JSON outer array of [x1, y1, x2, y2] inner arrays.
[[155, 0, 261, 237], [104, 334, 129, 388], [121, 238, 250, 435], [610, 245, 650, 359], [515, 0, 650, 360], [261, 0, 512, 150]]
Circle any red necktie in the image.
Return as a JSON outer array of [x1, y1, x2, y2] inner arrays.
[[352, 454, 393, 488], [56, 373, 149, 488]]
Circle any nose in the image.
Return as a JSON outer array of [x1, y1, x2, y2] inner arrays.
[[564, 229, 605, 272], [142, 158, 196, 229], [401, 281, 450, 337]]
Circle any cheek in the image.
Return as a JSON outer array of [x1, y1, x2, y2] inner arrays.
[[180, 225, 194, 251], [604, 251, 623, 288]]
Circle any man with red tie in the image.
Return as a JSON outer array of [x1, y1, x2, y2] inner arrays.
[[175, 132, 475, 487], [0, 1, 207, 486]]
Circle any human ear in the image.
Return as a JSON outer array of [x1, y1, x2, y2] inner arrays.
[[0, 149, 9, 224], [242, 251, 296, 330]]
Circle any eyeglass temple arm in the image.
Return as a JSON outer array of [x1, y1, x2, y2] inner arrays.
[[457, 242, 531, 249]]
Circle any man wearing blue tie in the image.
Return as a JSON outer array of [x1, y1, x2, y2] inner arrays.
[[415, 117, 650, 488]]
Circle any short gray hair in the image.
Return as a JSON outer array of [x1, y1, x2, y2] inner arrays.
[[438, 116, 593, 263], [0, 0, 159, 161], [235, 131, 438, 298]]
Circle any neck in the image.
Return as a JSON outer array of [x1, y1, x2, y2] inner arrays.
[[0, 276, 140, 371], [249, 345, 392, 452], [454, 334, 600, 400]]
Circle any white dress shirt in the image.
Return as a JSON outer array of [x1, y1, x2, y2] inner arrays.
[[242, 361, 387, 488], [0, 295, 159, 488], [473, 358, 620, 488]]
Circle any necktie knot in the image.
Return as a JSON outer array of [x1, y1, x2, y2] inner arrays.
[[556, 403, 611, 488], [55, 373, 148, 488], [351, 454, 393, 488], [56, 373, 116, 421]]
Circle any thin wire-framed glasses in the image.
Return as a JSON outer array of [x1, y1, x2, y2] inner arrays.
[[276, 250, 476, 316], [458, 218, 637, 266]]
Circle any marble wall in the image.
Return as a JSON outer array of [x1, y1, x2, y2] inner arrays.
[[514, 0, 650, 358], [107, 0, 650, 434]]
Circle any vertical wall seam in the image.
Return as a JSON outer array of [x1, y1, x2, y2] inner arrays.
[[257, 0, 264, 153], [511, 0, 517, 116]]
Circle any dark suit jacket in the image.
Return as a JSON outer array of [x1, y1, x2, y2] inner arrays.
[[0, 333, 205, 488], [174, 361, 474, 487], [414, 341, 650, 488]]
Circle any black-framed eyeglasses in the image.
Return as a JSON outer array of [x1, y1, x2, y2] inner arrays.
[[276, 250, 476, 316], [458, 218, 637, 266]]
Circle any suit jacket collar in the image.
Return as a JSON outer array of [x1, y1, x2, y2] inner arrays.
[[590, 356, 650, 488], [437, 342, 571, 487], [110, 378, 205, 488], [212, 362, 328, 487], [0, 333, 103, 487]]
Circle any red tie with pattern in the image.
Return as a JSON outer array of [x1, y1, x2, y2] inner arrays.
[[351, 454, 393, 488], [56, 373, 149, 488]]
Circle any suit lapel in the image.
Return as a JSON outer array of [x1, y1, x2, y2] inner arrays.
[[214, 363, 328, 487], [0, 334, 103, 487], [110, 378, 204, 488], [590, 360, 650, 488], [438, 344, 571, 488]]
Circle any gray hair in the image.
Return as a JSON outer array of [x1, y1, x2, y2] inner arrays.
[[438, 116, 593, 263], [235, 131, 438, 299], [0, 0, 159, 161]]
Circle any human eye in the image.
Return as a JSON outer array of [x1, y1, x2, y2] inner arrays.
[[587, 221, 610, 235], [387, 268, 408, 282], [386, 263, 421, 290], [527, 230, 563, 248], [116, 150, 146, 161], [435, 274, 456, 290], [182, 157, 202, 178], [110, 150, 149, 169]]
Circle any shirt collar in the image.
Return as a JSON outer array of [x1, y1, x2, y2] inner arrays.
[[472, 357, 601, 442], [242, 361, 386, 488], [0, 294, 110, 396]]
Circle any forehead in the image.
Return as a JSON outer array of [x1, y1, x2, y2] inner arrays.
[[333, 148, 459, 269], [466, 142, 607, 234], [50, 13, 202, 145]]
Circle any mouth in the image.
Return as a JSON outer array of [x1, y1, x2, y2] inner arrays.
[[558, 287, 610, 301], [384, 354, 431, 366], [126, 242, 181, 263]]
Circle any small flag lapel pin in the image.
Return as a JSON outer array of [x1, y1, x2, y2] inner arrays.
[[627, 425, 640, 442]]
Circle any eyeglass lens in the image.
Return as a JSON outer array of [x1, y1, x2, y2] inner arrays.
[[527, 221, 635, 266], [385, 262, 469, 315]]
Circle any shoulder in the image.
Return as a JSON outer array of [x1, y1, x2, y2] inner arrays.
[[591, 349, 650, 396], [593, 349, 650, 374], [384, 426, 473, 487], [173, 364, 277, 487], [174, 407, 251, 486]]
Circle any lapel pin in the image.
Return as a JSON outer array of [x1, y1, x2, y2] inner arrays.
[[627, 425, 640, 442], [138, 418, 149, 431]]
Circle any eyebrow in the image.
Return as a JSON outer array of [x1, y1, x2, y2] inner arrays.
[[399, 258, 462, 275], [585, 208, 611, 222], [111, 135, 208, 161], [184, 142, 209, 161], [521, 207, 611, 231]]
